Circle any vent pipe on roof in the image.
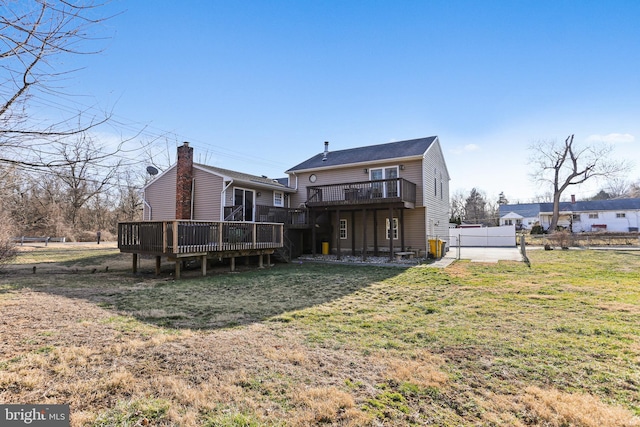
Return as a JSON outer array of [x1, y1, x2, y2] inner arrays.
[[322, 141, 329, 161]]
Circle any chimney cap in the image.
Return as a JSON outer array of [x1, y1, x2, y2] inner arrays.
[[183, 141, 190, 147]]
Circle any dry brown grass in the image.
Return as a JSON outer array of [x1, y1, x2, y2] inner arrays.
[[519, 386, 640, 427], [291, 386, 370, 426], [382, 350, 448, 389], [2, 246, 640, 426]]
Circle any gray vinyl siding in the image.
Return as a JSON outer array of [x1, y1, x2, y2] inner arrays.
[[329, 208, 427, 254], [192, 168, 222, 220], [422, 138, 450, 245], [143, 166, 177, 220], [288, 158, 424, 207]]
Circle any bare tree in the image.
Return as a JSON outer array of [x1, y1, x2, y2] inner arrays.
[[529, 134, 630, 232], [47, 133, 121, 228], [449, 189, 466, 224], [603, 177, 631, 199], [0, 0, 115, 169], [629, 180, 640, 198]]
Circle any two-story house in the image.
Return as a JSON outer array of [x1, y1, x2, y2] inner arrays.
[[120, 137, 450, 276], [285, 137, 450, 258]]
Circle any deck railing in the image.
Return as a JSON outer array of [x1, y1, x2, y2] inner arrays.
[[223, 205, 309, 228], [118, 220, 283, 255], [306, 178, 417, 207]]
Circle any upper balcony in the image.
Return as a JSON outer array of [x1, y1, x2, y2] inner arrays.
[[306, 178, 417, 209]]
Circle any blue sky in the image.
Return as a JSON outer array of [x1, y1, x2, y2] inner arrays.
[[51, 0, 640, 203]]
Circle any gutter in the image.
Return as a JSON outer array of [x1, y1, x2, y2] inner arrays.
[[141, 190, 152, 220], [221, 179, 234, 220]]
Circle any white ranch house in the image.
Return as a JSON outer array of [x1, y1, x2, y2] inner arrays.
[[500, 198, 640, 232]]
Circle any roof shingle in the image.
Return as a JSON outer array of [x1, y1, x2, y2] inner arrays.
[[286, 136, 437, 172]]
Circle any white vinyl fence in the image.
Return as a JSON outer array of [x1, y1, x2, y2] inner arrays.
[[449, 225, 516, 247]]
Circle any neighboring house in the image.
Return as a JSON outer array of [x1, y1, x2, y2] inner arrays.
[[500, 198, 640, 232], [285, 137, 450, 257], [498, 203, 541, 230]]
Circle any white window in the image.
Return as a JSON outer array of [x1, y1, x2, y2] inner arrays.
[[273, 191, 284, 207], [588, 213, 598, 219], [339, 219, 347, 239], [616, 213, 626, 218], [370, 167, 399, 198], [505, 219, 513, 225], [572, 214, 581, 222], [386, 217, 398, 240]]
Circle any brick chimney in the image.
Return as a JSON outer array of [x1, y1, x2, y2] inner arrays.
[[176, 142, 193, 220], [571, 194, 576, 204]]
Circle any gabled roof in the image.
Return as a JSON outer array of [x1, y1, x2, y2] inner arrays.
[[143, 162, 295, 193], [286, 136, 438, 173], [499, 203, 541, 218], [539, 198, 640, 213], [195, 164, 296, 192], [501, 212, 524, 219], [500, 198, 640, 217]]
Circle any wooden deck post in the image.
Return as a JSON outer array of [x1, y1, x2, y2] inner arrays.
[[311, 210, 317, 256], [201, 255, 207, 276], [362, 208, 367, 261], [351, 211, 356, 256], [267, 253, 271, 266], [373, 209, 379, 256], [155, 256, 161, 275], [162, 222, 168, 253], [400, 209, 405, 252], [388, 207, 394, 261], [132, 253, 138, 274], [175, 260, 181, 279], [230, 256, 235, 272], [336, 210, 341, 260], [172, 221, 179, 254], [258, 254, 264, 269], [253, 223, 257, 247]]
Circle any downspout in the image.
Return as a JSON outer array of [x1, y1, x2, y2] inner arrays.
[[220, 179, 234, 220], [142, 190, 152, 220], [190, 178, 195, 220]]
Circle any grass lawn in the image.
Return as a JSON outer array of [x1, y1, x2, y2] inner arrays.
[[0, 246, 639, 426]]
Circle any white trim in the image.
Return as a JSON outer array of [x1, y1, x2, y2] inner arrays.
[[339, 218, 348, 240]]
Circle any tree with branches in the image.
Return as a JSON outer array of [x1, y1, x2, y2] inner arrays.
[[0, 0, 119, 169], [529, 134, 630, 232]]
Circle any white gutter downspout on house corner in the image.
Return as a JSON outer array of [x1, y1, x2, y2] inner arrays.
[[141, 190, 152, 220], [190, 178, 195, 220], [220, 179, 234, 220]]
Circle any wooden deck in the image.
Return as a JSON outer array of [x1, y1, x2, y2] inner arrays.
[[306, 178, 416, 209], [118, 220, 283, 256], [118, 221, 284, 278]]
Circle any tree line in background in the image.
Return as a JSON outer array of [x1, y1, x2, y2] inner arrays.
[[0, 1, 151, 267], [450, 179, 640, 227]]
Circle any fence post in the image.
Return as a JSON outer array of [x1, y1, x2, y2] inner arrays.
[[520, 234, 530, 265], [457, 235, 461, 260]]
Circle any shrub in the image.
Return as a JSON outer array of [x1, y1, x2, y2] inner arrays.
[[548, 230, 573, 249], [530, 225, 545, 235], [0, 212, 17, 270]]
